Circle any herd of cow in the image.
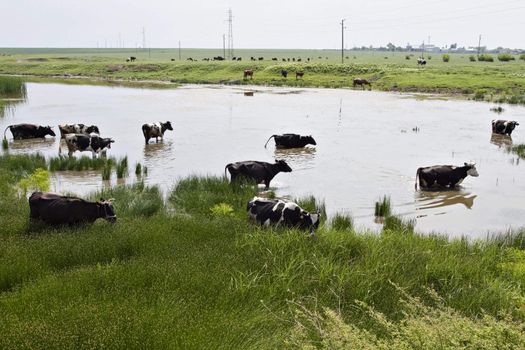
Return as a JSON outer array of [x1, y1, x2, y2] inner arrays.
[[2, 114, 520, 236]]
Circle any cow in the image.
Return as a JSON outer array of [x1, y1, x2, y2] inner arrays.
[[492, 120, 519, 136], [29, 192, 116, 225], [58, 124, 100, 139], [247, 197, 320, 236], [64, 133, 114, 157], [415, 163, 479, 190], [243, 69, 254, 80], [225, 159, 292, 189], [296, 71, 304, 80], [4, 124, 56, 140], [264, 134, 316, 149], [281, 69, 288, 78], [353, 78, 371, 89], [417, 58, 426, 65], [126, 56, 136, 62], [142, 121, 173, 145]]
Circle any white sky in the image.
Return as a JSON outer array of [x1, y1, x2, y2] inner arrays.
[[1, 0, 523, 49]]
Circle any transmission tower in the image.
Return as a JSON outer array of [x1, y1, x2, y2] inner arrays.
[[227, 8, 234, 59]]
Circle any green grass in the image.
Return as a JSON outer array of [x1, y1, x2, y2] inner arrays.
[[511, 144, 525, 159], [0, 48, 524, 103], [0, 76, 26, 98], [375, 195, 392, 217], [0, 154, 524, 348], [48, 155, 109, 171]]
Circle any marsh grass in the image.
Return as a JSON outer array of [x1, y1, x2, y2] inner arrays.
[[374, 195, 392, 217], [330, 212, 353, 231], [48, 155, 109, 171], [2, 138, 7, 150], [135, 162, 142, 176], [116, 156, 128, 179], [1, 154, 525, 348], [510, 144, 525, 159], [0, 76, 26, 98], [102, 162, 112, 180]]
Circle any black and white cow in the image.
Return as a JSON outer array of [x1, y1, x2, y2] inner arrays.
[[247, 197, 321, 236], [64, 134, 114, 157], [492, 120, 519, 136], [415, 163, 479, 190], [58, 124, 100, 138], [142, 121, 173, 145], [225, 160, 292, 189], [4, 124, 56, 140], [264, 134, 317, 149]]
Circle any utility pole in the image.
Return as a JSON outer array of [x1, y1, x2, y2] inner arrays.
[[178, 41, 181, 60], [227, 8, 234, 59], [341, 19, 344, 64], [223, 34, 226, 58], [142, 27, 146, 50], [477, 34, 482, 59]]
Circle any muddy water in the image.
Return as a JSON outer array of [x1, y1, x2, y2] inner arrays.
[[2, 83, 524, 237]]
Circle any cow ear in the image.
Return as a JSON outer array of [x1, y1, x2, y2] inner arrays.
[[464, 162, 468, 166]]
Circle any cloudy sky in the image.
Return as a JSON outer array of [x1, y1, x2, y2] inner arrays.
[[1, 0, 523, 49]]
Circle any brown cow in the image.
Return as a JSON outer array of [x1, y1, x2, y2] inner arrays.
[[243, 69, 254, 80], [353, 78, 371, 89], [296, 72, 304, 80]]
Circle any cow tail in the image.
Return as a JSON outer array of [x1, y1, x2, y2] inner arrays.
[[415, 168, 421, 190], [224, 163, 231, 178], [3, 125, 10, 139], [264, 135, 275, 148]]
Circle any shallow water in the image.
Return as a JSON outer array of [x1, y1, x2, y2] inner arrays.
[[2, 83, 524, 237]]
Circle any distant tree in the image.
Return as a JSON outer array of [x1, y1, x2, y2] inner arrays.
[[386, 43, 396, 51], [450, 43, 457, 49]]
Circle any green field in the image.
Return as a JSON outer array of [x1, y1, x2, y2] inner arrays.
[[1, 48, 525, 103], [1, 154, 524, 349]]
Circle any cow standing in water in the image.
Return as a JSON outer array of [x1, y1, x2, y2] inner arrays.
[[264, 134, 316, 149], [415, 163, 479, 190], [29, 192, 116, 225], [64, 134, 114, 157], [225, 160, 292, 189], [492, 120, 519, 136], [247, 197, 321, 236], [4, 124, 56, 140], [142, 121, 173, 145], [58, 124, 100, 138]]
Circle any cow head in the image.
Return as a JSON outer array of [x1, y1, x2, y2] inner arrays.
[[298, 209, 321, 236], [304, 135, 317, 146], [41, 126, 56, 137], [87, 125, 100, 134], [98, 198, 117, 223], [275, 159, 292, 172], [103, 138, 115, 149], [509, 121, 519, 131], [164, 121, 173, 131], [464, 163, 479, 177]]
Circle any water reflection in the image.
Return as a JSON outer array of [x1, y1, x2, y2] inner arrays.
[[490, 134, 513, 149], [7, 137, 56, 153], [416, 190, 477, 211], [143, 141, 173, 160], [273, 147, 317, 170]]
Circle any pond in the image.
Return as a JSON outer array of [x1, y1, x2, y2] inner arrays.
[[2, 82, 524, 237]]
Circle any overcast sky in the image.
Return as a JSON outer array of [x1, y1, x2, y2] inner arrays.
[[1, 0, 523, 49]]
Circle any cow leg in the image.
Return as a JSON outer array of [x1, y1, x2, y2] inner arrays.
[[144, 137, 149, 145], [156, 137, 159, 143], [92, 151, 97, 159], [264, 179, 270, 190]]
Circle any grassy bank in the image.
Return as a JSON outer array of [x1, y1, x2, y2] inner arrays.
[[0, 154, 524, 349], [1, 49, 525, 103], [0, 75, 26, 117]]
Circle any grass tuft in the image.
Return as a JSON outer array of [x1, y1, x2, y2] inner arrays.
[[330, 212, 353, 231], [374, 195, 391, 217]]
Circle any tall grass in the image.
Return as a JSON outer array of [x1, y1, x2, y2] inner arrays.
[[2, 138, 7, 150], [116, 156, 128, 179], [374, 195, 392, 217], [510, 144, 525, 159], [330, 212, 353, 231], [48, 155, 109, 171], [1, 154, 525, 348], [0, 76, 26, 98]]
